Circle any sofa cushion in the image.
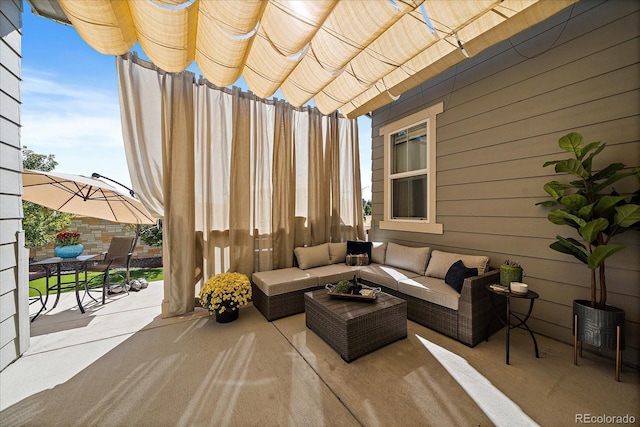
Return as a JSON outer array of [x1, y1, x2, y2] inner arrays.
[[294, 243, 330, 269], [444, 260, 478, 293], [385, 242, 430, 275], [346, 240, 372, 264], [358, 264, 420, 291], [252, 268, 318, 296], [307, 264, 356, 285], [329, 242, 347, 264], [425, 250, 489, 279], [371, 241, 387, 264], [398, 276, 461, 311]]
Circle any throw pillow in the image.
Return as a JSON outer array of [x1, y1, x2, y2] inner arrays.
[[346, 253, 369, 266], [371, 241, 388, 264], [294, 243, 330, 270], [385, 242, 430, 275], [328, 242, 347, 264], [425, 250, 490, 279], [444, 260, 478, 293], [346, 240, 372, 265]]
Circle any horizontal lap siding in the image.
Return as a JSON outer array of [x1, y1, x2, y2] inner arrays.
[[370, 1, 640, 367], [0, 0, 26, 371]]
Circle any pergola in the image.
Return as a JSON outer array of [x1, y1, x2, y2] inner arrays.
[[23, 0, 577, 318], [29, 0, 576, 117]]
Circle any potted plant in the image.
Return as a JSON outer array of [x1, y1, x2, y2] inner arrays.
[[199, 272, 252, 323], [537, 132, 639, 379], [500, 259, 523, 289], [54, 231, 83, 258]]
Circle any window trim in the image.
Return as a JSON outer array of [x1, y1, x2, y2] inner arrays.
[[379, 102, 443, 234]]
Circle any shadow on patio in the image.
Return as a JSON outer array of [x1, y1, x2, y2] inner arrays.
[[1, 283, 638, 426]]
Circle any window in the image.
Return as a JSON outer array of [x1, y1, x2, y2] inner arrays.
[[379, 103, 443, 234], [391, 123, 428, 219]]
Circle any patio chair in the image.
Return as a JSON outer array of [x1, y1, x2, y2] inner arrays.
[[29, 286, 46, 321], [28, 270, 48, 321], [86, 236, 135, 304]]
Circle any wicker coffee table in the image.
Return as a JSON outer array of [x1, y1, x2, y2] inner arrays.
[[304, 289, 407, 362]]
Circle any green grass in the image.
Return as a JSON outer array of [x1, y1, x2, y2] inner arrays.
[[29, 268, 163, 297]]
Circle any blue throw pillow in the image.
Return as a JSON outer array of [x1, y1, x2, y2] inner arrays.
[[445, 260, 478, 293]]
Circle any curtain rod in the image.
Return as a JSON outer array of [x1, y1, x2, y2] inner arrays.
[[121, 52, 345, 118]]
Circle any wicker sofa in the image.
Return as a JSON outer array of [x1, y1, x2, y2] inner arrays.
[[251, 241, 505, 347]]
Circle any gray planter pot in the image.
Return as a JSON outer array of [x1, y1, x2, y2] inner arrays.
[[573, 299, 625, 351]]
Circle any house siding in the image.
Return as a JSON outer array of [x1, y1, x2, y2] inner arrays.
[[0, 0, 28, 371], [370, 0, 640, 367]]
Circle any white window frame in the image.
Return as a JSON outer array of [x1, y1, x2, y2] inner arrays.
[[379, 102, 443, 234]]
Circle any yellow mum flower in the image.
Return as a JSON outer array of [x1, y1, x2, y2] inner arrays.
[[199, 272, 252, 314]]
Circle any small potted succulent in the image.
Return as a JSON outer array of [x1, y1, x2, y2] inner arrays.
[[500, 259, 523, 289]]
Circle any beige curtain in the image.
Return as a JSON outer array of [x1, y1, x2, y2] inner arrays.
[[117, 53, 197, 318], [308, 110, 329, 245], [271, 101, 295, 270], [116, 54, 165, 219], [118, 54, 362, 317]]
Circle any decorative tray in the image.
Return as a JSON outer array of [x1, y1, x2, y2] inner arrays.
[[325, 283, 381, 300]]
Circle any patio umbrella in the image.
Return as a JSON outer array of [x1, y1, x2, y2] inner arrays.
[[22, 169, 156, 224]]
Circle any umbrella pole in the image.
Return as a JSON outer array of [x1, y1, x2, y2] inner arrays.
[[133, 224, 141, 249]]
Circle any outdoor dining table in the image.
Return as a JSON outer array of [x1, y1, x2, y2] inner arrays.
[[30, 254, 99, 315]]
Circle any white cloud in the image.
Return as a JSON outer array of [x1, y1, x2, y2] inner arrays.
[[21, 68, 132, 189]]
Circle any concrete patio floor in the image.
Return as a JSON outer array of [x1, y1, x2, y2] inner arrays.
[[1, 281, 638, 426]]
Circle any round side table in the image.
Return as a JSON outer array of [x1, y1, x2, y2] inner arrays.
[[486, 284, 539, 365]]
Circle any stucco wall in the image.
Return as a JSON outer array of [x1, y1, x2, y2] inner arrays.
[[369, 0, 639, 367]]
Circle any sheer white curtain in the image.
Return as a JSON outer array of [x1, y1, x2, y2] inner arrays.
[[118, 54, 363, 317], [117, 54, 168, 219]]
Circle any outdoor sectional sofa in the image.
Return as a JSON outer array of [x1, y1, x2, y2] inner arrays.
[[251, 241, 505, 347]]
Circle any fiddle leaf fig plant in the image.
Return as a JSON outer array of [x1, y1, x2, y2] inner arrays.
[[537, 132, 640, 309]]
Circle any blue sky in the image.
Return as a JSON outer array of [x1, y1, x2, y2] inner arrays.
[[21, 2, 372, 200]]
